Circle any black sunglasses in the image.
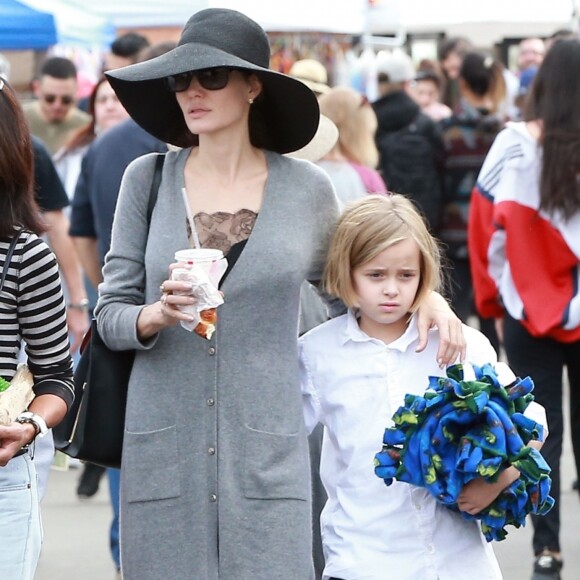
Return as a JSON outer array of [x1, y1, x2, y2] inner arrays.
[[42, 94, 74, 105], [165, 68, 234, 92]]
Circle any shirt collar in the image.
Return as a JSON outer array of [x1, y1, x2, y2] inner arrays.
[[341, 309, 420, 351]]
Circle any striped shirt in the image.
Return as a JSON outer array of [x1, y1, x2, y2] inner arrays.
[[0, 229, 74, 407]]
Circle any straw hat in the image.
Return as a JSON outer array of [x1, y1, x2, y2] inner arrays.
[[106, 9, 320, 154], [285, 115, 338, 162], [289, 59, 330, 95]]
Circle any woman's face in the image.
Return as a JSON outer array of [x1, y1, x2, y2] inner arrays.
[[175, 69, 262, 139], [94, 81, 129, 133], [442, 51, 462, 80]]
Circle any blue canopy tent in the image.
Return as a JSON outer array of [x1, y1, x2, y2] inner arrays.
[[20, 0, 115, 49], [0, 0, 57, 49]]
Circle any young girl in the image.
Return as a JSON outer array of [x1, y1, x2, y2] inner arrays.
[[299, 194, 546, 580]]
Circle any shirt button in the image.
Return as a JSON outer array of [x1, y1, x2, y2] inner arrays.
[[207, 398, 215, 407], [427, 544, 435, 554], [208, 447, 216, 455], [414, 504, 422, 511], [209, 493, 217, 502], [208, 347, 216, 355]]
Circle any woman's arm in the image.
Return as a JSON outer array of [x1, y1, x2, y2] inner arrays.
[[19, 236, 74, 408]]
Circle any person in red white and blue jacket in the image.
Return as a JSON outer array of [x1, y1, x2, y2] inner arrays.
[[468, 39, 580, 580]]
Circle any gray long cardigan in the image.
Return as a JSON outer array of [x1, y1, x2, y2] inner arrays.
[[96, 148, 340, 579]]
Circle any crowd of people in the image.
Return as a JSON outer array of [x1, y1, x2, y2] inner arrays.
[[0, 7, 578, 580]]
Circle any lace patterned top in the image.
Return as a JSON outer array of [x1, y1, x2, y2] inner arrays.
[[187, 209, 258, 256]]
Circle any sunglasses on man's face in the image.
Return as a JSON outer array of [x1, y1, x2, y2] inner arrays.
[[42, 94, 74, 105], [165, 67, 233, 93]]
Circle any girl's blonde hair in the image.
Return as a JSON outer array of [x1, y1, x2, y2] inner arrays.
[[324, 194, 442, 311], [319, 86, 380, 168]]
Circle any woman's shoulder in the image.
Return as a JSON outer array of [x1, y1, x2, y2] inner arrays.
[[17, 231, 52, 258], [2, 230, 55, 271], [480, 122, 536, 178], [270, 151, 334, 187], [494, 122, 536, 152], [122, 149, 184, 196]]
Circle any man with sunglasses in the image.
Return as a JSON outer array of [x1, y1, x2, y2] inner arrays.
[[23, 57, 90, 155]]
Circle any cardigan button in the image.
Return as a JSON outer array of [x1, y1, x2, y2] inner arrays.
[[208, 447, 216, 455], [207, 398, 215, 407], [209, 493, 217, 502], [208, 347, 216, 355]]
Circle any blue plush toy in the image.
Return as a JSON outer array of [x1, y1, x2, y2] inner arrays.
[[374, 363, 554, 541]]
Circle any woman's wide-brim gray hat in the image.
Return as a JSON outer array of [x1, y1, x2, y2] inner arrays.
[[106, 8, 320, 154]]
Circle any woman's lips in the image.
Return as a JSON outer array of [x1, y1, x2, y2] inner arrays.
[[189, 107, 210, 118]]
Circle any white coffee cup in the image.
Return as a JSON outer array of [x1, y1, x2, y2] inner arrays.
[[171, 248, 228, 333], [173, 248, 228, 287]]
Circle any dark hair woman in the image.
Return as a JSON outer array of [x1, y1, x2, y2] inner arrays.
[[0, 79, 74, 578], [469, 38, 580, 579], [96, 8, 465, 579], [439, 51, 507, 352]]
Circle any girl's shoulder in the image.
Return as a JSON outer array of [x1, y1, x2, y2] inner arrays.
[[461, 324, 499, 367], [299, 314, 349, 352]]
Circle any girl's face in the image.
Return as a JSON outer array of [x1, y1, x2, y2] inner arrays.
[[352, 237, 421, 343], [94, 81, 129, 133], [175, 69, 261, 139], [416, 79, 439, 108]]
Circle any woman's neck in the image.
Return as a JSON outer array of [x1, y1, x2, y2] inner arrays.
[[525, 119, 542, 141], [183, 141, 268, 215], [190, 130, 262, 180], [462, 90, 493, 112]]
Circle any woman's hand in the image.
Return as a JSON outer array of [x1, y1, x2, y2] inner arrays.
[[0, 422, 36, 467], [136, 272, 198, 341], [494, 317, 504, 345], [416, 291, 466, 366]]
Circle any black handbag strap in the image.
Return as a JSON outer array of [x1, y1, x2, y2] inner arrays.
[[0, 227, 24, 293], [147, 153, 165, 224], [79, 154, 165, 355]]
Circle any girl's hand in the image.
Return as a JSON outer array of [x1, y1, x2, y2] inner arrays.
[[457, 465, 520, 515], [416, 291, 466, 366], [457, 477, 503, 515]]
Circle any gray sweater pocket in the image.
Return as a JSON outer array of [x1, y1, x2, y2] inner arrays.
[[123, 425, 181, 503], [242, 425, 309, 501]]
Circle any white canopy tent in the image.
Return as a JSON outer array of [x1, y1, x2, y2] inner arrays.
[[367, 0, 578, 45], [45, 0, 367, 34]]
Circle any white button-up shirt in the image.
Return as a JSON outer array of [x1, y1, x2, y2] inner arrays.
[[299, 311, 545, 580]]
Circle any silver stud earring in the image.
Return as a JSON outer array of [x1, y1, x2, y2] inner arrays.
[[248, 97, 254, 104]]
